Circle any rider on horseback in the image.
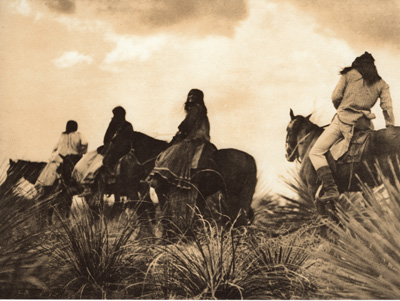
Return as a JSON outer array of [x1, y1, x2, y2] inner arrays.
[[309, 52, 395, 202], [148, 89, 216, 190], [35, 120, 88, 192], [102, 106, 134, 173]]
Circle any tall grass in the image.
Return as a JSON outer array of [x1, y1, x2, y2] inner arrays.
[[253, 169, 318, 236], [44, 205, 146, 299], [5, 155, 400, 299], [0, 161, 47, 298], [314, 170, 400, 299], [146, 216, 317, 299]]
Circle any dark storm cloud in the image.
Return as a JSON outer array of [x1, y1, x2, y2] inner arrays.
[[274, 0, 400, 50], [45, 0, 75, 14], [42, 0, 248, 37]]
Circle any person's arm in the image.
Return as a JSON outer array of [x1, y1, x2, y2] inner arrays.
[[380, 81, 395, 127], [331, 75, 346, 109], [178, 105, 201, 135], [104, 121, 116, 144], [79, 133, 89, 154], [123, 123, 134, 148], [52, 134, 62, 152]]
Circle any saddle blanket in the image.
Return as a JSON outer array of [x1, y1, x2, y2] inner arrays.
[[35, 161, 60, 187], [72, 150, 104, 184]]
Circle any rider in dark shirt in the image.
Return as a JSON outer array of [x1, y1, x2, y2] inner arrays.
[[102, 106, 134, 171]]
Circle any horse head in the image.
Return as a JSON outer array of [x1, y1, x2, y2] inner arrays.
[[285, 109, 316, 162], [1, 159, 46, 194]]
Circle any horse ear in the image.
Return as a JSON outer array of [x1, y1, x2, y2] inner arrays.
[[305, 113, 312, 119], [290, 109, 295, 120]]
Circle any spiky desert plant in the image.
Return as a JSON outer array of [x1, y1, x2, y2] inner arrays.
[[146, 219, 249, 299], [46, 204, 144, 299], [254, 169, 317, 236], [243, 227, 318, 299], [146, 214, 318, 300], [315, 165, 400, 299], [0, 162, 48, 298]]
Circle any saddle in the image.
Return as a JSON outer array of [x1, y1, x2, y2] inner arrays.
[[336, 129, 372, 165]]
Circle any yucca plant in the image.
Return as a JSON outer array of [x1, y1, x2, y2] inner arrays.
[[45, 204, 145, 299], [315, 163, 400, 299], [146, 214, 318, 300], [243, 227, 318, 299], [146, 217, 255, 299], [0, 194, 49, 298], [254, 169, 318, 236], [0, 161, 48, 298]]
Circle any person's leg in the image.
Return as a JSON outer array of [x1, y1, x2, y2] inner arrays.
[[309, 117, 343, 170], [309, 117, 343, 201]]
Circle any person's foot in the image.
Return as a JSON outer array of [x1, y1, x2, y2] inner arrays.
[[319, 189, 339, 202]]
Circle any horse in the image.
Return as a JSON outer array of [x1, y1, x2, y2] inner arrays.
[[42, 154, 84, 225], [285, 109, 400, 206], [84, 130, 257, 238], [86, 132, 168, 225], [127, 131, 257, 235], [0, 159, 46, 197], [0, 157, 85, 226]]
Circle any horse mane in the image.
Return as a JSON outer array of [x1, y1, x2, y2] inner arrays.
[[132, 131, 167, 145], [2, 159, 46, 188], [10, 159, 47, 165], [295, 114, 324, 134]]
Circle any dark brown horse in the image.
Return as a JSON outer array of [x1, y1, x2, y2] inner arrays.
[[83, 131, 169, 222], [132, 132, 257, 229], [285, 109, 400, 200], [104, 131, 257, 234]]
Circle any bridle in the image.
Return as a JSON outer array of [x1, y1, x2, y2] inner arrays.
[[286, 131, 312, 163]]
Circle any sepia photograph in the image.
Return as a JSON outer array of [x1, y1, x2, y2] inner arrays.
[[1, 0, 400, 299]]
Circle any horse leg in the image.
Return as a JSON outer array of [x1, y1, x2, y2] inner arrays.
[[87, 178, 104, 219], [219, 172, 256, 228], [154, 181, 173, 240], [112, 191, 123, 218], [58, 186, 73, 221], [47, 203, 54, 226], [38, 186, 54, 227]]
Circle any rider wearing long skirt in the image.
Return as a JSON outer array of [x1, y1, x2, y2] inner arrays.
[[149, 89, 212, 190]]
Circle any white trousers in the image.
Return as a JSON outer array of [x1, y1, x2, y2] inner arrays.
[[309, 115, 353, 170]]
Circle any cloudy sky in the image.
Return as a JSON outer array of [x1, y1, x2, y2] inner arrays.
[[1, 0, 400, 196]]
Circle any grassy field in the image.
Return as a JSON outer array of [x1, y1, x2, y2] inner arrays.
[[1, 163, 400, 299]]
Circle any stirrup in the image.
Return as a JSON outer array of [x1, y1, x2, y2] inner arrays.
[[319, 191, 339, 202], [315, 185, 339, 202]]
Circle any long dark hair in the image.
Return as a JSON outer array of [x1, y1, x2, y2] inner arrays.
[[340, 52, 381, 86], [64, 120, 78, 134], [184, 89, 207, 114]]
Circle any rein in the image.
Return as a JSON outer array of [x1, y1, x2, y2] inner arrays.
[[287, 132, 312, 163], [141, 156, 158, 166]]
